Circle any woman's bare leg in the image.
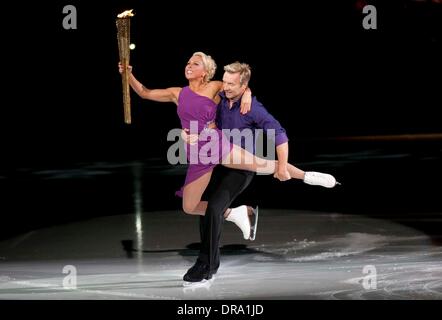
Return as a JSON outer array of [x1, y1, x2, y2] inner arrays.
[[182, 171, 213, 215], [223, 144, 305, 179], [181, 170, 254, 216], [181, 163, 262, 239]]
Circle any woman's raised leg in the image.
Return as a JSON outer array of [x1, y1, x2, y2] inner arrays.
[[223, 144, 304, 179], [223, 144, 337, 187]]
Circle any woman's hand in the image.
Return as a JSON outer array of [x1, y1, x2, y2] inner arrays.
[[240, 87, 252, 115], [181, 128, 199, 145], [118, 62, 133, 74]]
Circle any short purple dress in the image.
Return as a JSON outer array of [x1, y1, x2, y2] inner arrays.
[[175, 86, 232, 197]]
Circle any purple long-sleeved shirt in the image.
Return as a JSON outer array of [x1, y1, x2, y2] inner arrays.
[[216, 92, 289, 154]]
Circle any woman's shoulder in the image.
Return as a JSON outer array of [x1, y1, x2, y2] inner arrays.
[[207, 80, 222, 86], [207, 80, 223, 92]]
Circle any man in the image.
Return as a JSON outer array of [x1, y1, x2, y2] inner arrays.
[[182, 62, 336, 284]]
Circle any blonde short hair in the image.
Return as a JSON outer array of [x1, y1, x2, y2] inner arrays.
[[224, 62, 251, 86], [192, 52, 217, 83]]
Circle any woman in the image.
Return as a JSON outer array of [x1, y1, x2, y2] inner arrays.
[[118, 52, 338, 239]]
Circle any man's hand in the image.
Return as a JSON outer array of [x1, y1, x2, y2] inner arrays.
[[274, 166, 291, 181], [181, 128, 199, 145]]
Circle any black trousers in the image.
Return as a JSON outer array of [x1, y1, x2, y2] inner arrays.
[[198, 165, 255, 271]]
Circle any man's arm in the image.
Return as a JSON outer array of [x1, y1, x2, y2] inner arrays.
[[252, 100, 289, 146], [275, 142, 291, 181], [252, 100, 291, 181]]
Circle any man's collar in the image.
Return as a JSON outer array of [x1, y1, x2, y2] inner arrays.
[[219, 91, 243, 107]]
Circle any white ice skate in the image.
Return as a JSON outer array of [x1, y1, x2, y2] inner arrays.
[[226, 205, 251, 240], [303, 171, 340, 188]]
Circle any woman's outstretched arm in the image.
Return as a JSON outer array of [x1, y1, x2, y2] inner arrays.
[[118, 63, 181, 104]]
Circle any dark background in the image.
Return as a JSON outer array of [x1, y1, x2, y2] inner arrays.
[[2, 0, 441, 163], [0, 0, 441, 240]]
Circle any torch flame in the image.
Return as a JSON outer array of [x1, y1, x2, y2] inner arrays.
[[117, 9, 134, 18]]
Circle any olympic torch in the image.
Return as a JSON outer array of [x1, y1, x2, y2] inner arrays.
[[116, 9, 134, 124]]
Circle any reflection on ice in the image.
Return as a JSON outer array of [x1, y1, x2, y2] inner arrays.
[[0, 209, 441, 299]]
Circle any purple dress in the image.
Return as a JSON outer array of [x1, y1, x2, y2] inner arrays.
[[175, 86, 232, 197]]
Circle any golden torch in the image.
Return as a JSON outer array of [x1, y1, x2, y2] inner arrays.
[[116, 9, 134, 124]]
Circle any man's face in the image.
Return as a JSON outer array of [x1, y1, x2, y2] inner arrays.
[[222, 72, 247, 100]]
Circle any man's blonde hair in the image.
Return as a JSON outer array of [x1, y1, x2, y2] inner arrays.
[[224, 62, 251, 86], [192, 52, 217, 83]]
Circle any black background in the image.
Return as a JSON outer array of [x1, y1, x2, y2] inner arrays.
[[1, 0, 440, 165]]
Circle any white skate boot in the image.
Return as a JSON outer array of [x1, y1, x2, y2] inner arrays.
[[303, 171, 340, 188], [226, 205, 251, 240]]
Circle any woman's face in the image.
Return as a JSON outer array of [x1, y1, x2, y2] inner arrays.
[[185, 55, 206, 81]]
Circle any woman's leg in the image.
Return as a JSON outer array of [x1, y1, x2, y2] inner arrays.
[[223, 145, 338, 187], [182, 171, 213, 215], [181, 170, 257, 217], [181, 169, 256, 239], [223, 144, 305, 179]]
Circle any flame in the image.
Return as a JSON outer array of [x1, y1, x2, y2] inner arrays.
[[117, 9, 134, 18]]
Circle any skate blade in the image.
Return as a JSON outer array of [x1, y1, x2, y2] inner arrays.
[[249, 206, 259, 241]]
